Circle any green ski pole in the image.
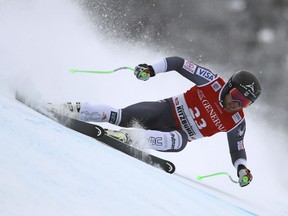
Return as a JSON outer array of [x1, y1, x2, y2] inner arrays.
[[69, 66, 134, 74], [197, 172, 238, 184]]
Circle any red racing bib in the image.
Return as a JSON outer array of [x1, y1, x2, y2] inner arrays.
[[172, 77, 244, 141]]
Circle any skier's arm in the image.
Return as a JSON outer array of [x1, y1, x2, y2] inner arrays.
[[152, 56, 217, 85], [227, 119, 253, 187], [134, 56, 217, 85]]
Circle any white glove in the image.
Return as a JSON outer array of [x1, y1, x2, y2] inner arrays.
[[238, 165, 253, 187], [134, 64, 155, 81]]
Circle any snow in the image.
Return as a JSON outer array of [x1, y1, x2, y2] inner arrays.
[[0, 94, 258, 216], [0, 0, 287, 215]]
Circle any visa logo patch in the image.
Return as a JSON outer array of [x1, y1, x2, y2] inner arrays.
[[195, 67, 216, 81]]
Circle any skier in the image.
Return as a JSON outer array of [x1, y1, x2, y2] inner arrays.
[[55, 56, 261, 187]]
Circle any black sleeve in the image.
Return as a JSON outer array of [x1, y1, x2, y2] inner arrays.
[[165, 56, 217, 85], [227, 119, 247, 167]]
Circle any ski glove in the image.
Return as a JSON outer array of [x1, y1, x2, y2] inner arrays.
[[238, 164, 253, 187], [134, 64, 155, 81]]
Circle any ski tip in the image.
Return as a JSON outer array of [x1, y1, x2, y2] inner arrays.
[[165, 161, 176, 174], [94, 125, 105, 138]]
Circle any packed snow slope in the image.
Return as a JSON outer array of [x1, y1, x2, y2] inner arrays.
[[0, 94, 259, 216], [0, 0, 287, 216]]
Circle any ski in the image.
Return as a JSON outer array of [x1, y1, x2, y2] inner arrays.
[[56, 115, 175, 174], [15, 93, 175, 173]]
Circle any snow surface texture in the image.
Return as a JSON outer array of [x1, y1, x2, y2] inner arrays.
[[0, 0, 287, 215]]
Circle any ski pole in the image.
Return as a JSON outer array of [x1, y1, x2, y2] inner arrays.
[[197, 172, 238, 184], [69, 66, 134, 74]]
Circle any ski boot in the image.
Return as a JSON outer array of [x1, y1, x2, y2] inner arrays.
[[105, 129, 134, 144]]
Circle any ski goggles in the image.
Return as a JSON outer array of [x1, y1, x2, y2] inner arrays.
[[230, 88, 252, 108]]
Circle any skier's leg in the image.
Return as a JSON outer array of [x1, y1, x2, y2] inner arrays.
[[119, 100, 178, 131], [120, 128, 188, 152], [47, 102, 122, 125], [79, 102, 122, 125], [147, 130, 188, 152]]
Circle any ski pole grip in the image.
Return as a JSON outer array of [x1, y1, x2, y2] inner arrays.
[[140, 72, 149, 78], [242, 176, 249, 183]]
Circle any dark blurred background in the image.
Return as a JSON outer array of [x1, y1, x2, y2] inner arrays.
[[78, 0, 288, 129]]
